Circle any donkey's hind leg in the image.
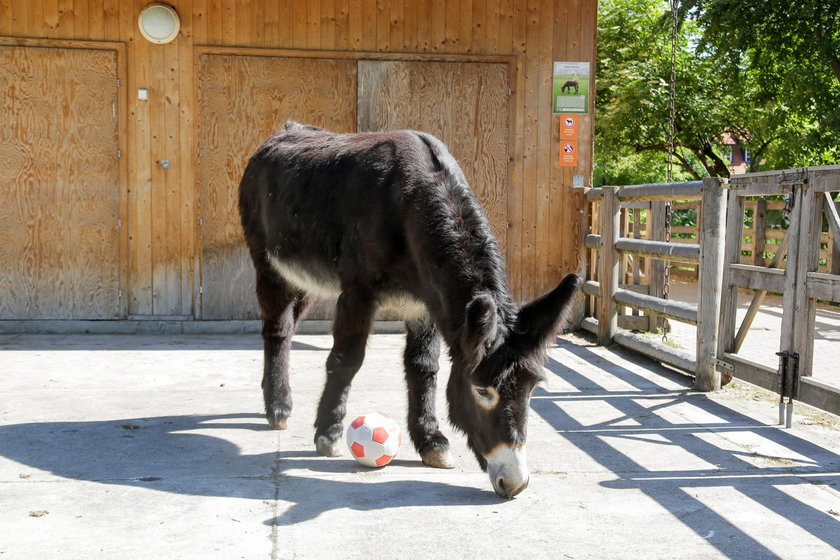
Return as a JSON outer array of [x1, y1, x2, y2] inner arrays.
[[314, 289, 375, 456], [404, 318, 454, 469], [254, 262, 302, 430]]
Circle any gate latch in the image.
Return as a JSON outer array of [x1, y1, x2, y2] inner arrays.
[[776, 351, 800, 428]]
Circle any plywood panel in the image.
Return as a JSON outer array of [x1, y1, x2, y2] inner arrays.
[[357, 59, 511, 253], [0, 45, 121, 319], [196, 53, 357, 319]]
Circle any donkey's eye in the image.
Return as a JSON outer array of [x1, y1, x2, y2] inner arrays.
[[472, 385, 500, 410]]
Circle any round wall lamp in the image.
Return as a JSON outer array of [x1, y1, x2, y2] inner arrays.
[[138, 3, 180, 44]]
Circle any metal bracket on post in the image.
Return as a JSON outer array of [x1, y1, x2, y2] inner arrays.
[[776, 351, 800, 428]]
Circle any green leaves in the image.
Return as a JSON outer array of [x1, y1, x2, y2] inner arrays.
[[595, 0, 840, 186]]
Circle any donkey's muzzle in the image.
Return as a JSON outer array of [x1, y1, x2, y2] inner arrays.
[[487, 444, 530, 498]]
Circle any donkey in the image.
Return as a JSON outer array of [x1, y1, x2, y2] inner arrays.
[[561, 80, 579, 94], [239, 121, 581, 498]]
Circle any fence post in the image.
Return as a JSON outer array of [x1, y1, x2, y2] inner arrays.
[[695, 177, 727, 391], [598, 185, 620, 345], [791, 175, 824, 379]]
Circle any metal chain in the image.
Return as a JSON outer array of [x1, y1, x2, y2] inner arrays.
[[667, 0, 678, 184], [662, 0, 679, 340]]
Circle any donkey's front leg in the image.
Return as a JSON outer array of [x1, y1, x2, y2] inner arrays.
[[404, 318, 454, 469], [314, 290, 375, 457]]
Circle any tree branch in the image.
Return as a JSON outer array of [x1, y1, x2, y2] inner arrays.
[[674, 151, 702, 179], [701, 142, 731, 178], [814, 27, 840, 85]]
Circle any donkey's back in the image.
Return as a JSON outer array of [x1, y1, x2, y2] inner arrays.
[[239, 120, 490, 315]]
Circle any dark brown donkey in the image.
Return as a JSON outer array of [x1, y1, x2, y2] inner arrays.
[[239, 121, 581, 498]]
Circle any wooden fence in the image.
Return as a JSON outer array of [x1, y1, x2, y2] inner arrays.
[[651, 197, 840, 281], [582, 167, 840, 419], [582, 178, 727, 391]]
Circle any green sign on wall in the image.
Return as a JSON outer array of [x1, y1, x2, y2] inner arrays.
[[552, 61, 590, 114]]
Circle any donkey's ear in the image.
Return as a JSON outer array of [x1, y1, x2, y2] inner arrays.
[[461, 293, 498, 362], [515, 274, 582, 351]]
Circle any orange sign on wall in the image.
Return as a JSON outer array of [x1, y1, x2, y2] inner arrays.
[[559, 114, 579, 139], [560, 140, 578, 166]]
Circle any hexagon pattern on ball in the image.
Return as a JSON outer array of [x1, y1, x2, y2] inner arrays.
[[345, 412, 403, 467]]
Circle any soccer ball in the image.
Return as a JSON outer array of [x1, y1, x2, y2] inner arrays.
[[345, 412, 403, 467]]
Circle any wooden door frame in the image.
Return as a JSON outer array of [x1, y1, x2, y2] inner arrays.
[[0, 37, 129, 319]]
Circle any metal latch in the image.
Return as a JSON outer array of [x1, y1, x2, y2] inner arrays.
[[776, 351, 800, 428]]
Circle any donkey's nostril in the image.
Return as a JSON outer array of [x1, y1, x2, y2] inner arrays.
[[496, 477, 512, 498], [493, 475, 528, 498]]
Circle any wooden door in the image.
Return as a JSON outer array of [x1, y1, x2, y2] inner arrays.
[[196, 54, 357, 319], [0, 46, 121, 319], [357, 60, 511, 251]]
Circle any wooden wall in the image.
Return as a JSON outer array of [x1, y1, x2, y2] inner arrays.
[[0, 0, 597, 320]]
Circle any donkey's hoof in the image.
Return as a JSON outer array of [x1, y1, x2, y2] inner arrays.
[[315, 435, 343, 457], [266, 411, 289, 430], [421, 447, 455, 469]]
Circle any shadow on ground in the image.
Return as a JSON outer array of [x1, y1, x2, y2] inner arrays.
[[0, 412, 502, 525], [534, 337, 840, 559]]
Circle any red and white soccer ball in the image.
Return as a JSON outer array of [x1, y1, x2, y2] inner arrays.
[[345, 412, 403, 467]]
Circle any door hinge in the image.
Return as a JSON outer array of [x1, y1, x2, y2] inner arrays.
[[117, 149, 122, 159], [116, 79, 121, 88], [116, 218, 122, 228]]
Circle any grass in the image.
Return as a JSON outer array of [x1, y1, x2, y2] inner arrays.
[[640, 327, 683, 349]]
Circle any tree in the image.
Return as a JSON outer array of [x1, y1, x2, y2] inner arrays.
[[595, 0, 840, 186], [682, 0, 840, 166], [596, 0, 747, 181], [683, 0, 840, 84]]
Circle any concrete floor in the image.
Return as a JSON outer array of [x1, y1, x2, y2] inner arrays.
[[1, 331, 839, 559]]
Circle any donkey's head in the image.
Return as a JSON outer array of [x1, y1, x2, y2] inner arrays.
[[447, 273, 582, 498]]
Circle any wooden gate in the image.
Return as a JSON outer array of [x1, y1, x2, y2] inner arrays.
[[717, 166, 840, 419], [583, 167, 840, 419], [196, 51, 512, 320], [0, 45, 123, 319]]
